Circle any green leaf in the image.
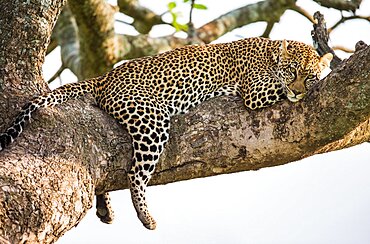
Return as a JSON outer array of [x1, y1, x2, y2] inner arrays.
[[193, 3, 207, 10], [168, 1, 177, 11], [183, 0, 190, 2]]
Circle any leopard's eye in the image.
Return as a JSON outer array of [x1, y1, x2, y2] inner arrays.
[[306, 74, 316, 80], [289, 67, 297, 80]]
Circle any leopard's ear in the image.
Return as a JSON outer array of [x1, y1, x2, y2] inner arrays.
[[319, 53, 333, 70], [281, 39, 290, 59], [273, 40, 289, 64]]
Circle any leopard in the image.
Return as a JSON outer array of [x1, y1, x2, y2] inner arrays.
[[0, 37, 332, 230]]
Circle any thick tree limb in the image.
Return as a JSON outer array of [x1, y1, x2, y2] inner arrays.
[[314, 119, 370, 154], [0, 1, 72, 243], [102, 44, 370, 190]]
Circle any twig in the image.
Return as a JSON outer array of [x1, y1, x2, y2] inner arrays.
[[328, 15, 370, 33], [47, 65, 65, 84], [311, 11, 342, 69], [115, 19, 133, 26], [332, 45, 354, 53]]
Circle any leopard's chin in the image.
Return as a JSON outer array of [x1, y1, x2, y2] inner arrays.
[[287, 93, 305, 102]]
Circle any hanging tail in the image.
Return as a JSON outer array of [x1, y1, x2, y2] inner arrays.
[[0, 79, 96, 151]]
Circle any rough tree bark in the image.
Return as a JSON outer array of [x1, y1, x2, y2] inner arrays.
[[0, 0, 369, 243]]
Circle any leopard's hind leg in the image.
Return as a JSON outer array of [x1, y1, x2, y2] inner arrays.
[[125, 110, 170, 230]]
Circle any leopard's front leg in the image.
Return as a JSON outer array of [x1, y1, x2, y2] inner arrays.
[[96, 192, 115, 224], [128, 162, 157, 230]]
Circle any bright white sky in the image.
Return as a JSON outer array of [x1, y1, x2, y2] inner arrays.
[[50, 0, 370, 243]]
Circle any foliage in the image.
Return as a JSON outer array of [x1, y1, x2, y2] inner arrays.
[[167, 0, 208, 32]]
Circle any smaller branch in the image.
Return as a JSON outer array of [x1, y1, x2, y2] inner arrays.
[[115, 0, 295, 61], [189, 0, 195, 24], [261, 21, 275, 38], [46, 35, 58, 55], [312, 0, 362, 12], [328, 15, 370, 33], [117, 34, 189, 60], [332, 45, 354, 53], [115, 18, 132, 26], [311, 11, 342, 69], [55, 5, 82, 79], [196, 0, 295, 44], [289, 4, 315, 23], [46, 65, 65, 84], [117, 0, 166, 34], [187, 0, 196, 40]]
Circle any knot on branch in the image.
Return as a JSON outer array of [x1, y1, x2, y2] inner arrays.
[[355, 40, 368, 52]]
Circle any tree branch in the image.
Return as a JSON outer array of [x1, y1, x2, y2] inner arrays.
[[261, 21, 276, 38], [328, 14, 370, 33], [116, 34, 189, 59], [46, 33, 58, 55], [46, 65, 66, 84], [54, 6, 82, 79], [104, 44, 370, 190], [196, 0, 295, 43], [312, 0, 362, 11], [117, 0, 166, 34], [311, 11, 342, 69], [112, 0, 296, 61], [68, 0, 123, 78], [332, 45, 354, 53], [289, 4, 315, 23]]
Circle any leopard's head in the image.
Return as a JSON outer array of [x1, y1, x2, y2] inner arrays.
[[275, 40, 333, 102]]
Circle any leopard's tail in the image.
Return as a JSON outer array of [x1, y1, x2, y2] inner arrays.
[[0, 79, 96, 151]]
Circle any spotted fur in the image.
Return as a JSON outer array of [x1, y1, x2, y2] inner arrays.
[[0, 37, 332, 230]]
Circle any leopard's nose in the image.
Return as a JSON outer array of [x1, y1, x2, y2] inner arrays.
[[288, 79, 306, 95]]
